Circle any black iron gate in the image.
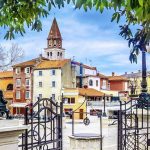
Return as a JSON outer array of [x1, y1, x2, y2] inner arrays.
[[118, 93, 150, 150], [19, 98, 63, 150]]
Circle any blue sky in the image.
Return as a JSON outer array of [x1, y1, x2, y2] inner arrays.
[[0, 5, 150, 75]]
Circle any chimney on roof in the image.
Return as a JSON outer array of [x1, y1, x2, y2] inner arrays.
[[138, 70, 141, 73], [131, 72, 134, 74], [112, 72, 115, 76], [39, 54, 42, 58], [125, 72, 127, 75]]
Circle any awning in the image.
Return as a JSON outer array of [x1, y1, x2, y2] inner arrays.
[[10, 103, 28, 108]]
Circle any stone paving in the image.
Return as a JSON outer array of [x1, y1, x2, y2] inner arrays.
[[63, 117, 118, 150], [18, 117, 118, 150]]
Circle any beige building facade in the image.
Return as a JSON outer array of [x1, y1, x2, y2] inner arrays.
[[33, 59, 76, 103]]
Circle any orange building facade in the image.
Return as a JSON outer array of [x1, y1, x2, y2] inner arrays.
[[0, 71, 13, 112], [108, 72, 129, 96]]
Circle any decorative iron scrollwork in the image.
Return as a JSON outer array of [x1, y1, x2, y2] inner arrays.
[[83, 117, 90, 126]]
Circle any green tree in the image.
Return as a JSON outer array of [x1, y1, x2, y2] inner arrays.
[[0, 0, 149, 40]]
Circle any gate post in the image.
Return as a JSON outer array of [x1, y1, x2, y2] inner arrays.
[[24, 107, 28, 150], [57, 114, 62, 150], [118, 110, 122, 150]]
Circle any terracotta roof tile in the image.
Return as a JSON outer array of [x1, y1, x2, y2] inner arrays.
[[97, 73, 108, 78], [13, 57, 48, 67], [35, 59, 70, 69], [108, 75, 128, 81], [0, 71, 13, 78], [79, 88, 104, 97], [47, 18, 62, 40]]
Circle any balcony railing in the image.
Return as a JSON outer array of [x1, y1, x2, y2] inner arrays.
[[87, 101, 120, 106]]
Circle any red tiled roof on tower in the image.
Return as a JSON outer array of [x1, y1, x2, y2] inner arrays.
[[47, 18, 62, 40]]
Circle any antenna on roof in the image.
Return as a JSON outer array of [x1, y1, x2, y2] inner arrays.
[[85, 58, 87, 64], [72, 56, 75, 61], [89, 59, 92, 66]]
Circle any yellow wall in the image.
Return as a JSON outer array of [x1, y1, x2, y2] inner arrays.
[[0, 78, 13, 91], [129, 76, 150, 95], [0, 77, 13, 113], [63, 89, 86, 120]]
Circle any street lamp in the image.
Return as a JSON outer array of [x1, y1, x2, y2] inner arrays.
[[141, 48, 147, 93], [138, 44, 150, 109], [102, 94, 107, 117]]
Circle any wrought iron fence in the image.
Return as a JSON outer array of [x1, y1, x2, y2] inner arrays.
[[118, 94, 150, 150], [19, 98, 63, 150]]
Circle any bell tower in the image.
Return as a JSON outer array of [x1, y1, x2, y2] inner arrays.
[[44, 18, 65, 60]]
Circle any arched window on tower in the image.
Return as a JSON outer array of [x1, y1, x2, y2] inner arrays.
[[50, 52, 52, 57], [54, 40, 56, 47], [59, 41, 61, 47], [47, 52, 49, 57], [57, 52, 60, 56], [7, 84, 13, 91], [60, 52, 62, 58]]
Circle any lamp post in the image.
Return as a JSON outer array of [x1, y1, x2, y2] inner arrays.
[[141, 47, 147, 93], [138, 44, 150, 109], [102, 94, 107, 117]]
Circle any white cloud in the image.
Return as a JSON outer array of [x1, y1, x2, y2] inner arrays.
[[1, 6, 149, 75]]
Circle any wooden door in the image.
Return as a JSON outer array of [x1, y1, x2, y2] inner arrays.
[[79, 109, 83, 119]]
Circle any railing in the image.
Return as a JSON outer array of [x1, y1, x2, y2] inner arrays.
[[87, 101, 120, 106]]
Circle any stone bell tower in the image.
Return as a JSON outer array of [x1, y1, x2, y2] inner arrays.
[[44, 18, 65, 60]]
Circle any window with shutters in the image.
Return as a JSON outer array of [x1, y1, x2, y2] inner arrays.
[[96, 80, 99, 87], [25, 67, 30, 74], [25, 79, 30, 86], [16, 91, 21, 99], [52, 70, 55, 75], [89, 79, 93, 86], [25, 91, 30, 99], [52, 81, 56, 87], [16, 67, 21, 74], [39, 71, 42, 76], [39, 82, 42, 87], [16, 79, 21, 87]]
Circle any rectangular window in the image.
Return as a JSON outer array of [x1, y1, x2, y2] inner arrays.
[[96, 80, 98, 87], [71, 98, 75, 104], [39, 82, 42, 87], [25, 91, 30, 99], [103, 80, 106, 87], [16, 79, 21, 87], [39, 71, 42, 76], [16, 91, 20, 99], [25, 79, 30, 86], [39, 94, 42, 99], [52, 70, 55, 75], [64, 98, 68, 104], [52, 94, 55, 100], [25, 67, 30, 74], [102, 80, 107, 89], [52, 81, 56, 87], [64, 97, 75, 104], [68, 98, 71, 103], [16, 67, 21, 74]]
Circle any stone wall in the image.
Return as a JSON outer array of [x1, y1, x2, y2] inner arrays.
[[69, 135, 102, 150]]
